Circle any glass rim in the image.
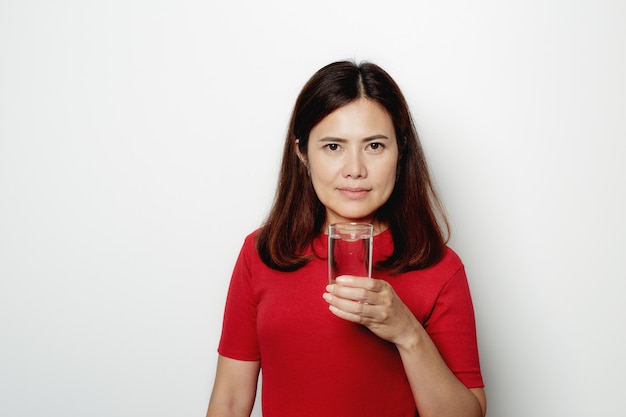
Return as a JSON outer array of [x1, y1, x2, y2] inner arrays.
[[328, 222, 373, 227]]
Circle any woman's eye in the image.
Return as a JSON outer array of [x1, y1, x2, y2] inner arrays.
[[326, 143, 340, 151], [368, 142, 384, 151]]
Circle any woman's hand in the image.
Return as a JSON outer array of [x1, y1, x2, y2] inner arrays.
[[322, 275, 421, 348]]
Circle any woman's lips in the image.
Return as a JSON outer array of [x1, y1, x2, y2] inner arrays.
[[338, 187, 370, 199]]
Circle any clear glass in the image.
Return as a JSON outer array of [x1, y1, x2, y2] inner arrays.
[[328, 222, 373, 284]]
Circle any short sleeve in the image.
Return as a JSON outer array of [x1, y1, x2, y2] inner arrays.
[[217, 236, 261, 361], [424, 265, 484, 388]]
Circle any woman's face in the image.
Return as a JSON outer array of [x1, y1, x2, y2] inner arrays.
[[300, 98, 399, 230]]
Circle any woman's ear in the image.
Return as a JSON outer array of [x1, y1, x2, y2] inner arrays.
[[295, 139, 308, 166]]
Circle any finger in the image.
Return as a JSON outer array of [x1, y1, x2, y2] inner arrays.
[[328, 304, 370, 324], [335, 276, 385, 292], [323, 292, 377, 319], [326, 284, 371, 304]]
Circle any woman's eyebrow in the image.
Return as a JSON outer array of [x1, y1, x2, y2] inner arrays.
[[317, 134, 391, 142], [318, 137, 348, 142], [362, 134, 391, 141]]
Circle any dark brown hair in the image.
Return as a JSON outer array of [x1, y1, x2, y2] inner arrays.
[[256, 61, 449, 273]]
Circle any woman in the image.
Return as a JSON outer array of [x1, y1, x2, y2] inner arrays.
[[207, 61, 486, 417]]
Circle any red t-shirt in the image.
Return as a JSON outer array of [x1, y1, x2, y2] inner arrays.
[[218, 229, 483, 417]]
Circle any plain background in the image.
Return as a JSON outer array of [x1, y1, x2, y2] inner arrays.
[[1, 1, 625, 416]]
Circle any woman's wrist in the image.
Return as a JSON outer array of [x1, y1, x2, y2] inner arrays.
[[394, 320, 426, 353]]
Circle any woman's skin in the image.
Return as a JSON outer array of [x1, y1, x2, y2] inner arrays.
[[207, 98, 486, 417]]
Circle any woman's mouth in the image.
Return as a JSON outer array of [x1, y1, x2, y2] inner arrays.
[[338, 187, 370, 199]]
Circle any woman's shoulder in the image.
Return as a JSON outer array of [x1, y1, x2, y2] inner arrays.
[[240, 227, 262, 248], [430, 246, 464, 273], [441, 246, 463, 265], [245, 227, 262, 239], [232, 228, 267, 269]]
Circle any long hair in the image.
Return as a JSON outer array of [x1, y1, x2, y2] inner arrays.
[[256, 61, 449, 273]]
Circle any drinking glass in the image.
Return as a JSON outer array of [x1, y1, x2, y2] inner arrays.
[[328, 223, 373, 284]]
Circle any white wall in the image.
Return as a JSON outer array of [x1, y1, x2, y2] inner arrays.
[[1, 1, 624, 416]]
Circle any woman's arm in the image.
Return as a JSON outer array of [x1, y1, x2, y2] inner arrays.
[[395, 322, 486, 417], [206, 355, 261, 417], [323, 276, 486, 417]]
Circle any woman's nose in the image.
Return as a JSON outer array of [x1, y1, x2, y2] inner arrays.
[[342, 151, 366, 178]]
